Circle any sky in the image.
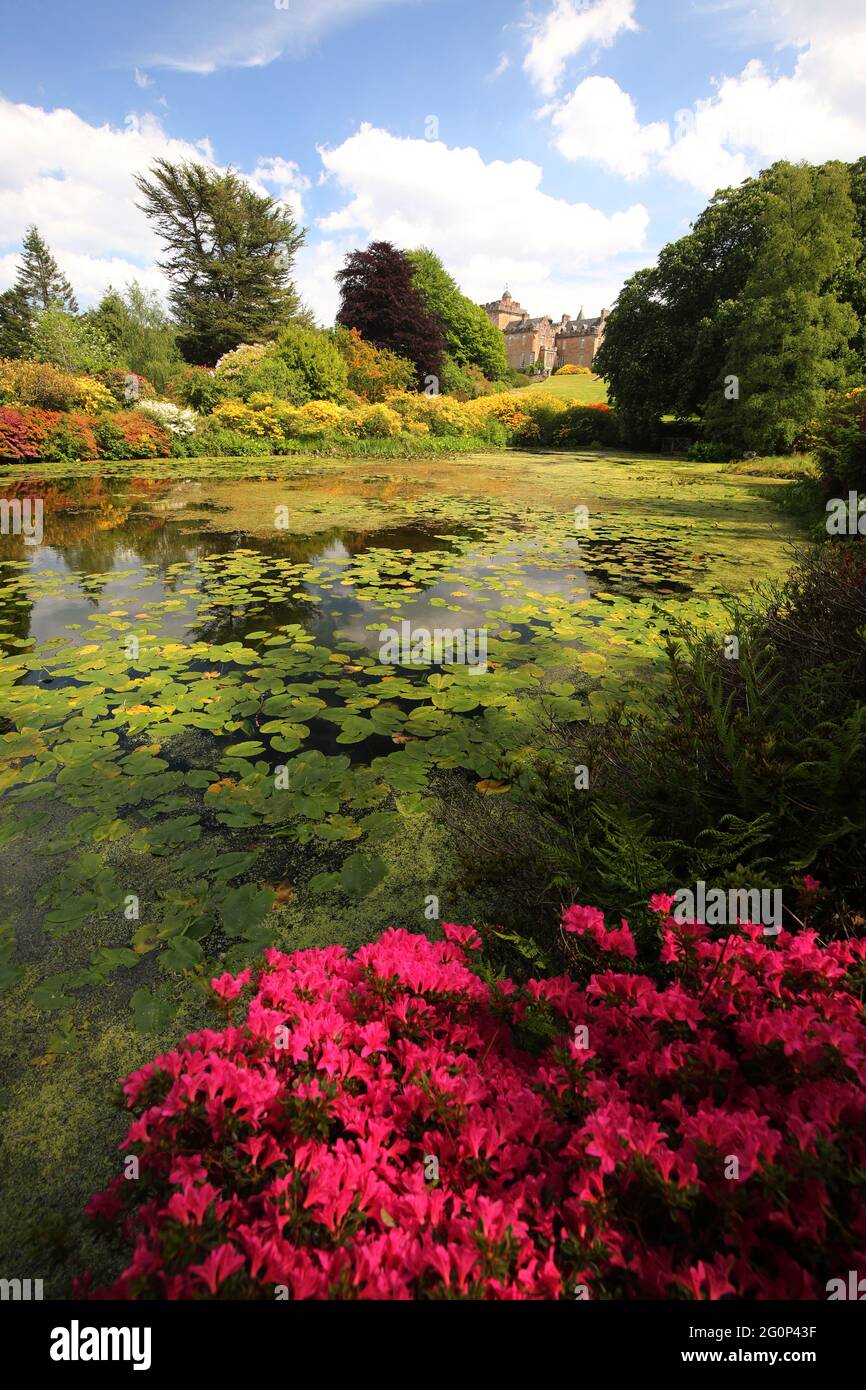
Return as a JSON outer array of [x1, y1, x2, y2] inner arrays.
[[1, 0, 865, 325]]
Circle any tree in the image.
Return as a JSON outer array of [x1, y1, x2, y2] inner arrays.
[[15, 225, 78, 313], [88, 281, 181, 392], [134, 158, 306, 365], [407, 248, 507, 381], [30, 307, 118, 374], [0, 286, 34, 359], [704, 162, 859, 454], [336, 241, 444, 388], [595, 175, 770, 441]]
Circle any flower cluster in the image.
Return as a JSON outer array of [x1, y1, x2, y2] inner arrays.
[[136, 399, 197, 437], [80, 900, 866, 1301]]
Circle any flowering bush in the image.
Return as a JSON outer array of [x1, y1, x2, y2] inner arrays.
[[42, 412, 99, 461], [554, 364, 593, 376], [94, 369, 157, 406], [0, 358, 79, 411], [0, 404, 56, 458], [71, 376, 118, 414], [81, 900, 866, 1301], [137, 400, 197, 437], [93, 411, 172, 459]]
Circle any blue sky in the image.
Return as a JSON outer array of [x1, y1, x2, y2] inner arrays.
[[1, 0, 864, 322]]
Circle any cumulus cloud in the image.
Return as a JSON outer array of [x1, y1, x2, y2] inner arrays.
[[0, 98, 309, 306], [523, 0, 638, 96], [546, 1, 866, 195], [314, 123, 651, 321], [551, 76, 670, 180]]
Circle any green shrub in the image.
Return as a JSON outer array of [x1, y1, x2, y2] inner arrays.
[[808, 387, 866, 493]]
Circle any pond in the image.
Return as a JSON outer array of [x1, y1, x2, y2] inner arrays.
[[0, 448, 803, 1292]]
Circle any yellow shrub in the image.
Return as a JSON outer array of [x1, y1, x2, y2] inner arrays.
[[297, 399, 347, 432], [554, 364, 592, 376], [0, 357, 81, 411], [358, 404, 403, 438], [72, 376, 117, 413]]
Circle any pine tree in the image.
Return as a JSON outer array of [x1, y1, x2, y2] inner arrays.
[[0, 285, 34, 358], [336, 241, 444, 387], [15, 225, 78, 313], [135, 159, 306, 365]]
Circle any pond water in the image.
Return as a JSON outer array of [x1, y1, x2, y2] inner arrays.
[[0, 449, 807, 1294]]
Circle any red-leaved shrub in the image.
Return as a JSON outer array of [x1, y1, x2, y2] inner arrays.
[[0, 405, 57, 458], [80, 902, 866, 1300]]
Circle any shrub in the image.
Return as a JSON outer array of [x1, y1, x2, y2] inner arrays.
[[81, 908, 866, 1300], [42, 412, 99, 461], [166, 365, 222, 413], [808, 387, 866, 493], [0, 358, 81, 411], [182, 419, 274, 458], [93, 410, 171, 459], [137, 400, 197, 437], [94, 368, 157, 406], [687, 441, 740, 463], [554, 364, 592, 376], [71, 376, 118, 414], [0, 404, 56, 458], [333, 327, 416, 403], [269, 325, 349, 405], [357, 403, 402, 438]]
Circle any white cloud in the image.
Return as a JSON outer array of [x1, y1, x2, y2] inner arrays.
[[0, 98, 309, 307], [248, 157, 311, 221], [544, 2, 866, 196], [551, 76, 670, 179], [133, 67, 153, 89], [144, 0, 411, 74], [314, 123, 651, 321], [523, 0, 638, 96]]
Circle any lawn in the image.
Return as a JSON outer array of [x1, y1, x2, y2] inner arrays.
[[525, 371, 609, 404]]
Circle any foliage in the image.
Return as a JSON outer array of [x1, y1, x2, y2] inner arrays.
[[134, 159, 306, 365], [88, 283, 182, 393], [336, 241, 445, 389], [332, 327, 416, 402], [0, 358, 108, 413], [14, 225, 77, 313], [92, 410, 172, 459], [596, 159, 864, 449], [704, 162, 859, 454], [30, 308, 119, 375], [808, 387, 866, 493], [80, 911, 866, 1299], [407, 247, 508, 381], [268, 324, 349, 405], [0, 285, 34, 359], [93, 368, 157, 405], [554, 364, 592, 377]]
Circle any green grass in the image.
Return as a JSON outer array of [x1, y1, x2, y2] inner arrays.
[[524, 373, 609, 405]]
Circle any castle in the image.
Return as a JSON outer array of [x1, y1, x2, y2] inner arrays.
[[482, 289, 607, 375]]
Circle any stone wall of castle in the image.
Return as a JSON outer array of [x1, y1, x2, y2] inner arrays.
[[481, 290, 607, 375]]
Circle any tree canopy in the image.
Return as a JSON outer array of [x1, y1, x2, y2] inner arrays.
[[407, 248, 507, 381], [15, 225, 78, 314], [595, 159, 865, 449], [336, 241, 445, 388], [135, 158, 306, 365]]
